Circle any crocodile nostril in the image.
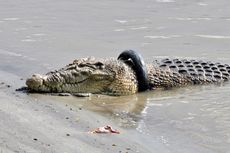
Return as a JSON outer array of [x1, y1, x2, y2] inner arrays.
[[26, 74, 44, 89], [72, 72, 79, 77]]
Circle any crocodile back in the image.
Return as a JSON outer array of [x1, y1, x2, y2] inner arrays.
[[157, 58, 230, 83], [147, 58, 230, 89]]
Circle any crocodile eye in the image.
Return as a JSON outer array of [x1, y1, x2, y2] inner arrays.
[[95, 62, 104, 69], [78, 63, 84, 68]]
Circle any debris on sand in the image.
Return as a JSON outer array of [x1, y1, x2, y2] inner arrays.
[[90, 125, 120, 134]]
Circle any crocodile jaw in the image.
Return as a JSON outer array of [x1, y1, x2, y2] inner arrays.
[[26, 73, 113, 93]]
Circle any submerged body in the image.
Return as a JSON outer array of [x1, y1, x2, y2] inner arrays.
[[26, 55, 230, 96]]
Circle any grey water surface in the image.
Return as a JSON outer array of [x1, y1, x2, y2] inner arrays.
[[0, 0, 230, 153]]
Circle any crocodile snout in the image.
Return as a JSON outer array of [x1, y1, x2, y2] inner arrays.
[[26, 74, 44, 90]]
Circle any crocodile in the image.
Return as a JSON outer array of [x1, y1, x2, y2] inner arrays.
[[25, 50, 230, 96]]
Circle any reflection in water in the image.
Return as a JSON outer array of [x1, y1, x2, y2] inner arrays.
[[32, 88, 180, 128], [61, 94, 149, 127], [54, 87, 192, 128], [30, 82, 230, 132]]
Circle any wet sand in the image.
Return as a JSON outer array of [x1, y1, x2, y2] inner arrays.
[[1, 0, 230, 153]]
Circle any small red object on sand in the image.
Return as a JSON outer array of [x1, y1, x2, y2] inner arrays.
[[91, 125, 120, 134]]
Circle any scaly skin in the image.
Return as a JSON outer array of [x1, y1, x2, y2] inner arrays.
[[26, 57, 138, 96], [26, 57, 230, 96]]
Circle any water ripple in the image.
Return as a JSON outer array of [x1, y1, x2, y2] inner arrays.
[[195, 35, 230, 39], [130, 26, 148, 30], [113, 29, 125, 32], [197, 2, 208, 6], [114, 19, 128, 24], [3, 18, 20, 21], [170, 17, 211, 21], [156, 0, 175, 3], [21, 39, 36, 42], [144, 35, 181, 39], [32, 33, 47, 36]]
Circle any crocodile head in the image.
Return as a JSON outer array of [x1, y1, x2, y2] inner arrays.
[[26, 57, 138, 96]]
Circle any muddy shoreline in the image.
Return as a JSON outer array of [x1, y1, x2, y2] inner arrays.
[[0, 71, 156, 153]]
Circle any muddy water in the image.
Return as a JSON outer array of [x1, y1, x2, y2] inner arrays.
[[1, 0, 230, 153]]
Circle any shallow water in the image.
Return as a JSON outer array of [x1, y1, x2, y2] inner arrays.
[[1, 0, 230, 153]]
